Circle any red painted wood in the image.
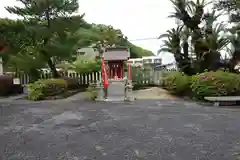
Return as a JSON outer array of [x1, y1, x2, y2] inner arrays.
[[107, 60, 124, 79]]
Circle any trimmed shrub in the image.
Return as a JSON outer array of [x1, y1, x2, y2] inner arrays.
[[86, 84, 98, 100], [27, 79, 67, 101], [161, 71, 189, 94], [187, 74, 199, 92], [60, 77, 80, 90], [191, 71, 240, 99]]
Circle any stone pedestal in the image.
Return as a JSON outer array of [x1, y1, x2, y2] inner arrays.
[[125, 80, 135, 101], [95, 79, 135, 102], [107, 79, 125, 101], [95, 82, 105, 101]]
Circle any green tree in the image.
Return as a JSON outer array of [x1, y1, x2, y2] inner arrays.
[[214, 0, 240, 22], [5, 0, 92, 78], [158, 26, 194, 75], [199, 24, 229, 71], [5, 47, 45, 81], [68, 59, 101, 74], [214, 0, 240, 71], [0, 18, 45, 78], [169, 0, 209, 59], [90, 24, 153, 57], [160, 0, 230, 73], [224, 25, 240, 71], [0, 18, 31, 58]]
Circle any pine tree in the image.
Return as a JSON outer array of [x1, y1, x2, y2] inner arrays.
[[5, 0, 90, 77]]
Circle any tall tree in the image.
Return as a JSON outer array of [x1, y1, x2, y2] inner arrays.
[[0, 18, 30, 56], [214, 0, 240, 71], [163, 0, 231, 72], [90, 24, 153, 58], [169, 0, 209, 60], [5, 0, 91, 77], [214, 0, 240, 22], [158, 26, 194, 75], [225, 25, 240, 71]]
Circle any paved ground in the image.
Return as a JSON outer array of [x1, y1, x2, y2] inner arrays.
[[1, 99, 240, 160], [134, 87, 179, 100]]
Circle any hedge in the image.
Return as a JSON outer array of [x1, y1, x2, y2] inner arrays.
[[60, 77, 80, 90], [27, 79, 67, 101], [160, 71, 189, 95], [162, 71, 240, 100], [191, 71, 240, 99]]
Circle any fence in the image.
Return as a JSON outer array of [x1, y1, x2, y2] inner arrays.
[[13, 72, 102, 86], [131, 68, 176, 85], [12, 67, 176, 86]]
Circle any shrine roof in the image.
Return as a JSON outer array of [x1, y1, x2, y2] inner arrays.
[[103, 47, 130, 61]]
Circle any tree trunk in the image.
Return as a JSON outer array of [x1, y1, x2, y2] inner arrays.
[[44, 10, 60, 78], [47, 58, 60, 78], [200, 51, 221, 72], [29, 68, 40, 83], [183, 42, 189, 59]]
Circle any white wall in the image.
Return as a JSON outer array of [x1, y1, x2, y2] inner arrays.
[[77, 47, 99, 61]]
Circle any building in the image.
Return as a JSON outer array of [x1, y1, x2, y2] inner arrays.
[[142, 56, 162, 64], [128, 56, 162, 67], [128, 58, 143, 67], [154, 62, 178, 71], [76, 47, 99, 61]]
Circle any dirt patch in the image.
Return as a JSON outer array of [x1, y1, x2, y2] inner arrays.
[[133, 87, 179, 100]]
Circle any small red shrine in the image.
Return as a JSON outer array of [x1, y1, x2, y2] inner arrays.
[[98, 47, 133, 101], [103, 47, 130, 79]]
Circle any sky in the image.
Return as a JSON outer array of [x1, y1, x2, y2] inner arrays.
[[79, 0, 176, 63], [0, 0, 176, 64]]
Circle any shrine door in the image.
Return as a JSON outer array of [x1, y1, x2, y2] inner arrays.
[[108, 61, 124, 79]]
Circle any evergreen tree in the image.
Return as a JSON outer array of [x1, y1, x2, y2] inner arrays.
[[5, 0, 90, 77]]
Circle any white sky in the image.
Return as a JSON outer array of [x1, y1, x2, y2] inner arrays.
[[1, 0, 176, 63], [79, 0, 176, 63]]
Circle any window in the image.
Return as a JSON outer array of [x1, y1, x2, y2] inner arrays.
[[79, 52, 85, 55], [143, 59, 152, 64], [135, 60, 142, 63], [154, 59, 162, 64]]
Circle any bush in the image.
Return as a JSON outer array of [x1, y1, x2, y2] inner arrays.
[[86, 84, 98, 100], [159, 71, 171, 87], [70, 59, 101, 74], [60, 77, 80, 90], [27, 79, 67, 101], [191, 71, 240, 99], [161, 71, 189, 94]]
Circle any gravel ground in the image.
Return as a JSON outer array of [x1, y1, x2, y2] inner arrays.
[[1, 99, 240, 160]]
